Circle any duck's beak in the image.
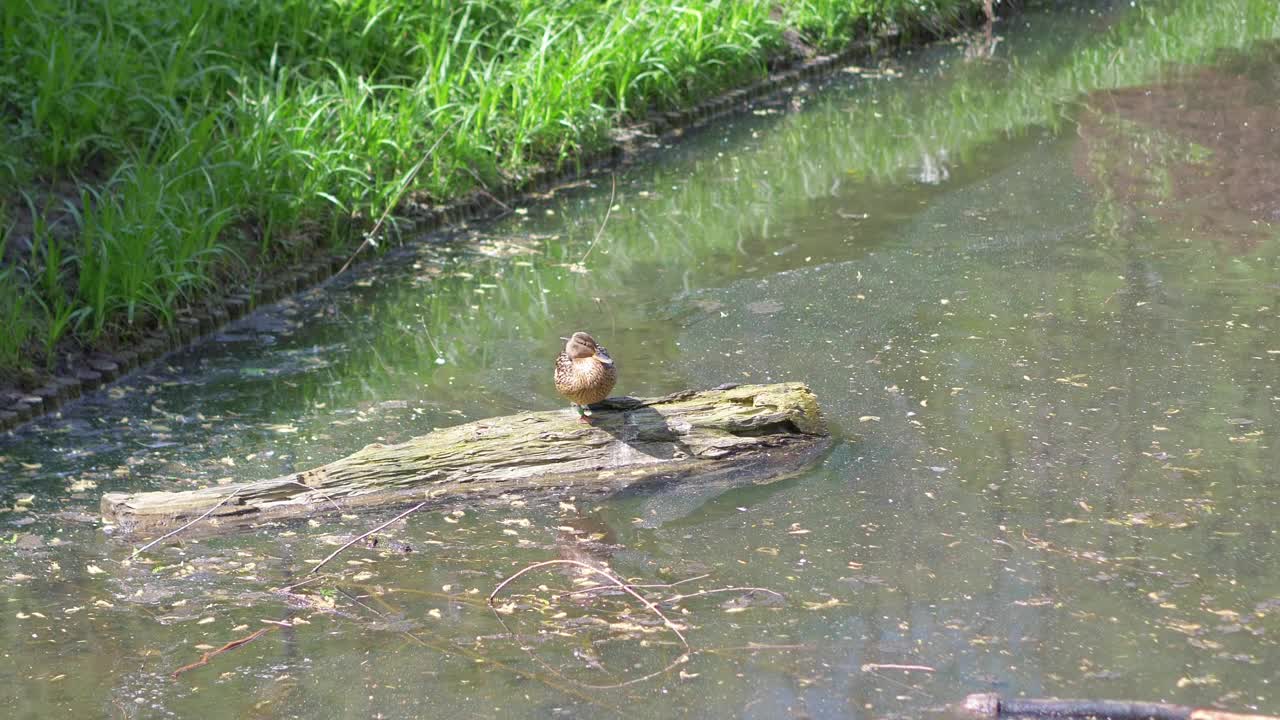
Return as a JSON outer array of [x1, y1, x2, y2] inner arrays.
[[559, 337, 570, 342], [593, 352, 613, 366]]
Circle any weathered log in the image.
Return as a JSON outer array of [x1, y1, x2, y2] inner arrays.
[[101, 383, 828, 535]]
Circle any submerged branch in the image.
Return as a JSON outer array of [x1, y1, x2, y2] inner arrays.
[[957, 693, 1279, 720], [128, 485, 250, 559], [334, 586, 622, 714], [171, 627, 275, 679], [489, 559, 789, 689], [308, 501, 427, 575], [490, 559, 690, 649]]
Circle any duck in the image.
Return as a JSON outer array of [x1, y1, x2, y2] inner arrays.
[[553, 331, 617, 423]]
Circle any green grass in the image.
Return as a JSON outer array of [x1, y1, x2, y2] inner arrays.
[[0, 0, 984, 381], [0, 268, 34, 371]]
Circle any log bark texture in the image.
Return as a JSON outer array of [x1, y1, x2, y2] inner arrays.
[[101, 383, 828, 534]]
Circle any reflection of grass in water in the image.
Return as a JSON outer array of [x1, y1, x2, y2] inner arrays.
[[299, 0, 1279, 410], [1083, 112, 1216, 228], [886, 140, 1280, 540], [5, 0, 1000, 378]]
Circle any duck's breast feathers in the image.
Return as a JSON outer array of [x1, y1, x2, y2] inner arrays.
[[553, 352, 573, 379]]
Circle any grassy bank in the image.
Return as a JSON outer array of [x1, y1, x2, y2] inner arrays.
[[0, 0, 982, 382]]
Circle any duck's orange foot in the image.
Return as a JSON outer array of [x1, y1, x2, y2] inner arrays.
[[577, 415, 593, 424]]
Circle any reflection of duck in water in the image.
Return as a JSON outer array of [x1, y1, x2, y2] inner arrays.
[[553, 332, 616, 423], [552, 512, 624, 609], [555, 512, 618, 568]]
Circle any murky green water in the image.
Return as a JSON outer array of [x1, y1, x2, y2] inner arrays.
[[4, 2, 1280, 717]]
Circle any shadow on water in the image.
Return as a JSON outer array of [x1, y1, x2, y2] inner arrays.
[[586, 394, 834, 528]]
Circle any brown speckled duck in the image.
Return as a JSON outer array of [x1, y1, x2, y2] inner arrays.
[[554, 331, 617, 423]]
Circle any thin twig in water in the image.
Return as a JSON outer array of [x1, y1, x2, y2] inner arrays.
[[577, 174, 617, 266], [129, 486, 247, 559], [489, 603, 689, 690], [490, 558, 689, 648], [283, 480, 343, 514], [861, 663, 936, 673], [335, 587, 621, 713], [558, 579, 783, 608], [460, 166, 512, 213], [130, 478, 343, 558], [529, 178, 592, 199], [338, 117, 464, 276], [375, 586, 490, 608], [489, 559, 694, 689], [659, 586, 785, 606], [551, 573, 711, 600], [493, 563, 789, 689], [705, 643, 811, 654], [273, 573, 335, 595], [865, 664, 939, 700], [171, 627, 275, 678], [308, 502, 427, 575]]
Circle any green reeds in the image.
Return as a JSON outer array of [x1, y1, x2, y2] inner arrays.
[[0, 0, 987, 379]]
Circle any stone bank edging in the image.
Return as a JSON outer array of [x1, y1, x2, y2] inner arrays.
[[0, 35, 901, 433]]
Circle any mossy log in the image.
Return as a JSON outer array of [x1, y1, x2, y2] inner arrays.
[[101, 383, 828, 534]]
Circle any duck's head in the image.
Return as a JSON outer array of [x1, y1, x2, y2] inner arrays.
[[561, 332, 613, 365]]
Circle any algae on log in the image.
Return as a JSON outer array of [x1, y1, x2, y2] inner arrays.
[[101, 383, 828, 534]]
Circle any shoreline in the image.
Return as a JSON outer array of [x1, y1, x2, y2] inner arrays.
[[0, 7, 992, 433]]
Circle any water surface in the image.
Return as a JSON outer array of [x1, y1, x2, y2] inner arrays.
[[3, 2, 1280, 717]]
